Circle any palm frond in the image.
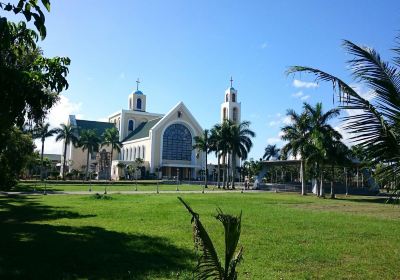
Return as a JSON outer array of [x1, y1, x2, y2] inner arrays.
[[178, 197, 223, 280]]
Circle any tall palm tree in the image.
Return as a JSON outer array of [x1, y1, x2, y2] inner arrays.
[[33, 122, 57, 181], [210, 125, 223, 188], [218, 121, 233, 189], [287, 37, 400, 194], [179, 197, 243, 280], [78, 129, 101, 181], [281, 109, 311, 195], [305, 102, 342, 197], [54, 123, 78, 180], [229, 121, 255, 188], [263, 144, 280, 160], [193, 129, 212, 191], [101, 127, 122, 180]]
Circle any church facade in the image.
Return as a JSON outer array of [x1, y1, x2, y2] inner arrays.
[[63, 79, 241, 180]]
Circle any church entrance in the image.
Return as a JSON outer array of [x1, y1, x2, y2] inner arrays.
[[161, 167, 193, 180]]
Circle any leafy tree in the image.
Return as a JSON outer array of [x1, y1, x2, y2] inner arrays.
[[287, 37, 400, 195], [33, 122, 57, 180], [193, 129, 212, 191], [0, 127, 35, 189], [0, 1, 70, 187], [78, 129, 101, 180], [54, 123, 78, 180], [263, 144, 280, 160], [101, 127, 122, 180], [179, 197, 243, 280]]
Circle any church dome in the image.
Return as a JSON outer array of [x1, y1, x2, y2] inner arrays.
[[134, 90, 143, 95]]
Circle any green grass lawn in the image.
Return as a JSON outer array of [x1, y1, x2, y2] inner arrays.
[[15, 182, 210, 192], [1, 192, 399, 279]]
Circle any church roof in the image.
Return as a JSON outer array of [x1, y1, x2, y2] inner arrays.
[[75, 119, 115, 137], [123, 117, 162, 142]]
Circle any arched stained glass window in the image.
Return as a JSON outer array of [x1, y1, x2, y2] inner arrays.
[[138, 146, 141, 159], [162, 124, 192, 161], [223, 108, 227, 120], [142, 146, 145, 159], [137, 98, 142, 110], [232, 93, 236, 102]]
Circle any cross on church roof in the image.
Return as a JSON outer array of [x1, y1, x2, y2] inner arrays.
[[136, 78, 140, 91], [230, 76, 233, 88]]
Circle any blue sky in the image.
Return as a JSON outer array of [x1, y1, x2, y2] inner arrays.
[[13, 0, 400, 160]]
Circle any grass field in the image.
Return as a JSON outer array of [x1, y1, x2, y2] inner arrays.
[[1, 192, 399, 279]]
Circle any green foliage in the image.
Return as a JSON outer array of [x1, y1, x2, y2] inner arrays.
[[0, 127, 35, 189], [179, 197, 243, 280], [0, 1, 70, 186], [78, 129, 101, 180], [54, 123, 79, 180], [263, 144, 280, 160], [287, 36, 400, 195]]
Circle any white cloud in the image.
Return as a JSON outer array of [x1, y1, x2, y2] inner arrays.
[[300, 95, 310, 100], [334, 84, 376, 147], [293, 79, 318, 89], [34, 95, 83, 154], [292, 91, 304, 97], [282, 116, 292, 125], [268, 120, 280, 127]]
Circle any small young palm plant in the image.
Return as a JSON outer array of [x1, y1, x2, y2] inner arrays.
[[178, 197, 243, 280]]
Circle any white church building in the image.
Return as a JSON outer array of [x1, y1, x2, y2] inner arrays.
[[64, 79, 241, 180]]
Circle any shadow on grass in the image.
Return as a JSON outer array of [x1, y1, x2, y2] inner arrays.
[[0, 196, 194, 279], [336, 197, 390, 205]]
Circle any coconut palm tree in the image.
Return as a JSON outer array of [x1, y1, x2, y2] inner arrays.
[[33, 122, 57, 181], [229, 121, 255, 188], [78, 129, 101, 181], [305, 102, 342, 197], [101, 127, 122, 180], [281, 109, 311, 195], [178, 197, 243, 280], [193, 129, 212, 191], [217, 121, 233, 189], [210, 125, 223, 188], [287, 37, 400, 194], [263, 144, 280, 160], [54, 123, 78, 180]]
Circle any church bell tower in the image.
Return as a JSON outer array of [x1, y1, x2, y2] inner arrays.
[[128, 79, 147, 112], [221, 77, 241, 124]]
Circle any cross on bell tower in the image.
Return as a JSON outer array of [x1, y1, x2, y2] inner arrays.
[[136, 78, 140, 91]]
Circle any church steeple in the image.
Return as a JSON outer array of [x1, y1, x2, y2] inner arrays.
[[221, 77, 241, 123], [128, 78, 147, 111]]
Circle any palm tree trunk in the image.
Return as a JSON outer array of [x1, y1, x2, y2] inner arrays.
[[217, 153, 221, 188], [62, 141, 67, 180], [300, 160, 306, 195], [227, 154, 231, 189], [204, 151, 208, 189], [110, 148, 114, 181], [86, 149, 90, 181], [319, 167, 325, 198], [344, 167, 348, 196], [40, 139, 45, 181], [231, 153, 236, 189], [330, 165, 335, 199]]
